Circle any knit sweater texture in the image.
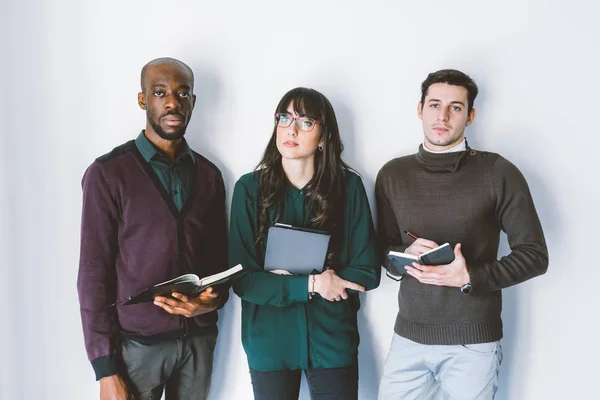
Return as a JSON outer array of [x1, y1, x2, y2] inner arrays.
[[376, 145, 548, 345], [78, 140, 227, 379]]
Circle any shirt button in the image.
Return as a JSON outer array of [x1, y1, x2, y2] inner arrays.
[[173, 190, 179, 195]]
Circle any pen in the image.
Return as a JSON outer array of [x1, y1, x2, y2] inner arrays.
[[403, 230, 418, 240]]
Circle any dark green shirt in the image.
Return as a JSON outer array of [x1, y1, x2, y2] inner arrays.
[[229, 170, 380, 371], [135, 131, 195, 212]]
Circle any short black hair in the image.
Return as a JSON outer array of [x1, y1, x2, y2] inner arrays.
[[420, 69, 478, 114], [140, 57, 194, 92]]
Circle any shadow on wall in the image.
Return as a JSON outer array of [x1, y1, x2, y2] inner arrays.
[[186, 66, 234, 194], [294, 91, 382, 399], [180, 65, 241, 400], [495, 233, 520, 400], [496, 168, 556, 400], [468, 82, 555, 396], [333, 95, 382, 399], [211, 293, 239, 400], [464, 74, 557, 397]]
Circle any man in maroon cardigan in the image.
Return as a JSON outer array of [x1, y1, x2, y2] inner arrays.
[[78, 58, 228, 400]]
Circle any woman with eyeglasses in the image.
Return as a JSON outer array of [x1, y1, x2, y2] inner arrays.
[[229, 87, 380, 400]]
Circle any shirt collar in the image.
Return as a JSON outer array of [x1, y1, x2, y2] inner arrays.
[[284, 177, 306, 200], [135, 130, 195, 164]]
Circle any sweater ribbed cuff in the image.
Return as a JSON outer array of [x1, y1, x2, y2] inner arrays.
[[466, 264, 489, 294], [91, 354, 118, 381]]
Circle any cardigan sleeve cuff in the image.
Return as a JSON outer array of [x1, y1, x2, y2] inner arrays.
[[91, 354, 119, 381], [287, 275, 310, 303]]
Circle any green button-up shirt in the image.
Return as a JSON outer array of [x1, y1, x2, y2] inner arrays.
[[229, 170, 380, 371], [135, 131, 195, 212]]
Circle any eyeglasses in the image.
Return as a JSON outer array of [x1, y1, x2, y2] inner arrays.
[[274, 113, 319, 132]]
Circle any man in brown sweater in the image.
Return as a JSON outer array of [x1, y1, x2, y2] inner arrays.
[[376, 69, 548, 400]]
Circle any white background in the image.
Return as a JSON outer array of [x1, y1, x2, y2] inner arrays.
[[2, 0, 599, 399]]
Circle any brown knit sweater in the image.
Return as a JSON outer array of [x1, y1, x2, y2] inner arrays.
[[375, 144, 548, 345]]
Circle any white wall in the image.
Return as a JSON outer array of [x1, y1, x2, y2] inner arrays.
[[1, 4, 13, 397], [3, 0, 599, 399]]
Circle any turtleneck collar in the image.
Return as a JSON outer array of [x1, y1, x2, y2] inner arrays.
[[415, 138, 471, 172], [422, 138, 466, 154]]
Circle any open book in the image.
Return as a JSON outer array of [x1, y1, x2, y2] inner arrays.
[[123, 264, 243, 305], [386, 243, 455, 278]]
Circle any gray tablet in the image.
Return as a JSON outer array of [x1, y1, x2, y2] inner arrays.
[[264, 223, 331, 275]]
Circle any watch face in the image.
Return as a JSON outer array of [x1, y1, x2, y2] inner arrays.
[[461, 282, 472, 294]]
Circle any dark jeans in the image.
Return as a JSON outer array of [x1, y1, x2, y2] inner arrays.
[[250, 364, 359, 400], [119, 331, 218, 400]]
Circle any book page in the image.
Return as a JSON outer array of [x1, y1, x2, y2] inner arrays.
[[419, 243, 451, 258], [154, 274, 200, 287], [387, 250, 418, 260], [200, 264, 243, 286]]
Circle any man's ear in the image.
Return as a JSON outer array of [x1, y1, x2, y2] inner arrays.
[[192, 94, 197, 109], [138, 92, 146, 110], [466, 108, 476, 126], [417, 102, 424, 120]]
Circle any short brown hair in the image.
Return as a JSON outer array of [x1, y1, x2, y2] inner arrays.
[[420, 69, 478, 113]]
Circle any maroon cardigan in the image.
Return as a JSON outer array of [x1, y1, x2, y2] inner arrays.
[[77, 140, 227, 380]]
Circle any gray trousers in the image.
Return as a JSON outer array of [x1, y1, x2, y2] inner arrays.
[[378, 334, 503, 400], [120, 331, 218, 400]]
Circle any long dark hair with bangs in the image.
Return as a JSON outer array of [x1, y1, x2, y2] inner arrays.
[[256, 87, 349, 269]]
